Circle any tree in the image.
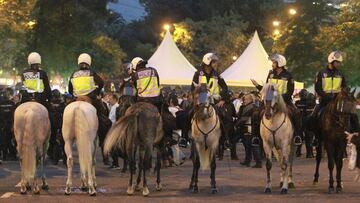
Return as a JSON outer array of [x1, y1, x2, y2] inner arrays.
[[272, 0, 337, 86], [0, 0, 37, 74]]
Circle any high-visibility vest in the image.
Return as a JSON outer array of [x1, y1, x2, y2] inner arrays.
[[322, 77, 342, 93], [136, 69, 160, 98], [269, 78, 288, 94], [199, 75, 220, 98], [23, 72, 44, 93], [71, 76, 96, 96]]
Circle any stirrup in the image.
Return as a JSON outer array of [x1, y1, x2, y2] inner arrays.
[[251, 137, 260, 147], [294, 136, 302, 146]]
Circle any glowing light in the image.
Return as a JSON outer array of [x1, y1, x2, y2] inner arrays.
[[27, 20, 36, 28], [232, 56, 237, 61], [273, 29, 280, 35], [163, 24, 170, 31], [289, 8, 297, 15], [273, 21, 280, 26]]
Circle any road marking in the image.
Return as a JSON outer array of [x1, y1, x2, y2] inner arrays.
[[0, 192, 14, 199]]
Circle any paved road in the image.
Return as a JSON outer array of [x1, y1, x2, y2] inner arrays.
[[0, 145, 359, 203]]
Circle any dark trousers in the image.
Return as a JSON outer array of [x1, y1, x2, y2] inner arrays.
[[242, 134, 262, 164]]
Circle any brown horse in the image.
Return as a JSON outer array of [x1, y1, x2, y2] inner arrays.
[[312, 88, 357, 193], [104, 102, 163, 197]]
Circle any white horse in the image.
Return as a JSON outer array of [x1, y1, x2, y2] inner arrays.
[[189, 86, 221, 194], [62, 101, 98, 196], [14, 102, 50, 194], [260, 83, 295, 194]]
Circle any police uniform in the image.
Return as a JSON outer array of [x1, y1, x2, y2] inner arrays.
[[132, 66, 161, 110], [20, 68, 51, 107], [191, 68, 228, 103], [315, 67, 346, 107]]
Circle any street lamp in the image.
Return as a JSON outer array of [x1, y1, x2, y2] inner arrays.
[[289, 8, 297, 15], [273, 20, 280, 27], [273, 29, 280, 35], [232, 56, 237, 61], [163, 24, 170, 31]]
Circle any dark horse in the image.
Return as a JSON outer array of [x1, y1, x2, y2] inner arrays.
[[312, 88, 357, 193], [104, 102, 163, 196]]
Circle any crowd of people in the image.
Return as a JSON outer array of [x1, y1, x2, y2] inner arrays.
[[1, 50, 360, 174]]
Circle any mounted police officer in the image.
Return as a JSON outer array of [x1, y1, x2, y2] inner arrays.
[[131, 57, 162, 111], [68, 53, 112, 164], [251, 53, 302, 145], [20, 52, 52, 108]]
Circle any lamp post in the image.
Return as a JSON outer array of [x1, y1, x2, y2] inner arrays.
[[273, 20, 280, 27]]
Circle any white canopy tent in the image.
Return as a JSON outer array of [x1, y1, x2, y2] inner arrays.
[[221, 31, 271, 87], [147, 30, 197, 85]]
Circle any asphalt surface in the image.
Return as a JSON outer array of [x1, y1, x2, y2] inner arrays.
[[0, 144, 359, 203]]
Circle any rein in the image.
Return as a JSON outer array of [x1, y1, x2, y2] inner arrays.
[[193, 106, 219, 150], [261, 114, 287, 147]]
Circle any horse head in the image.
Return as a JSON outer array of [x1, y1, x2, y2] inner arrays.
[[261, 83, 287, 120], [192, 84, 215, 121]]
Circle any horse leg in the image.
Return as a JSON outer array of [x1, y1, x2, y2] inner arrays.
[[142, 151, 150, 197], [210, 155, 218, 194], [288, 144, 295, 189], [64, 140, 73, 195], [40, 148, 49, 190], [88, 146, 96, 196], [135, 156, 143, 191], [263, 144, 272, 193], [156, 147, 162, 191], [326, 147, 335, 193], [335, 147, 344, 193], [313, 140, 322, 185], [127, 159, 135, 195], [280, 146, 290, 194], [92, 139, 97, 189], [20, 163, 27, 194]]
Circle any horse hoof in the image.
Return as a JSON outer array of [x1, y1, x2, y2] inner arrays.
[[20, 188, 27, 195], [142, 187, 150, 197], [279, 182, 283, 188], [189, 184, 194, 191], [288, 182, 295, 189], [313, 181, 318, 186], [328, 187, 335, 194], [336, 186, 342, 193], [127, 186, 134, 196], [89, 186, 96, 196], [156, 183, 162, 191], [33, 187, 40, 195], [264, 188, 271, 194], [42, 184, 49, 191], [192, 186, 199, 193], [280, 188, 288, 194], [211, 187, 218, 194]]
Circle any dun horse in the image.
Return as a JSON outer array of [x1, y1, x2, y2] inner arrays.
[[260, 83, 295, 194], [189, 86, 221, 194], [62, 100, 98, 196], [312, 88, 357, 193], [14, 102, 50, 194], [104, 102, 163, 197]]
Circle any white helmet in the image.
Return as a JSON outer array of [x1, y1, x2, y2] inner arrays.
[[328, 51, 343, 63], [202, 53, 219, 66], [78, 53, 92, 66], [28, 52, 41, 65], [131, 57, 144, 69], [269, 54, 286, 67]]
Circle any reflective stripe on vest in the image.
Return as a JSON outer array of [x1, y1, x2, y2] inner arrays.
[[270, 79, 288, 95], [322, 77, 342, 93], [71, 76, 96, 96], [23, 72, 44, 93], [137, 76, 160, 97], [199, 75, 220, 97]]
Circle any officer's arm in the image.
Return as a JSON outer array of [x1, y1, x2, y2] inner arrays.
[[218, 77, 228, 93], [93, 72, 104, 94], [256, 71, 271, 91], [190, 71, 199, 92], [341, 73, 347, 88], [43, 72, 52, 101], [283, 75, 294, 100], [315, 71, 326, 97], [155, 69, 160, 87]]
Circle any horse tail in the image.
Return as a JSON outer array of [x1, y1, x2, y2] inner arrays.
[[22, 108, 37, 182], [104, 113, 139, 161], [154, 115, 164, 145], [75, 106, 93, 176]]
